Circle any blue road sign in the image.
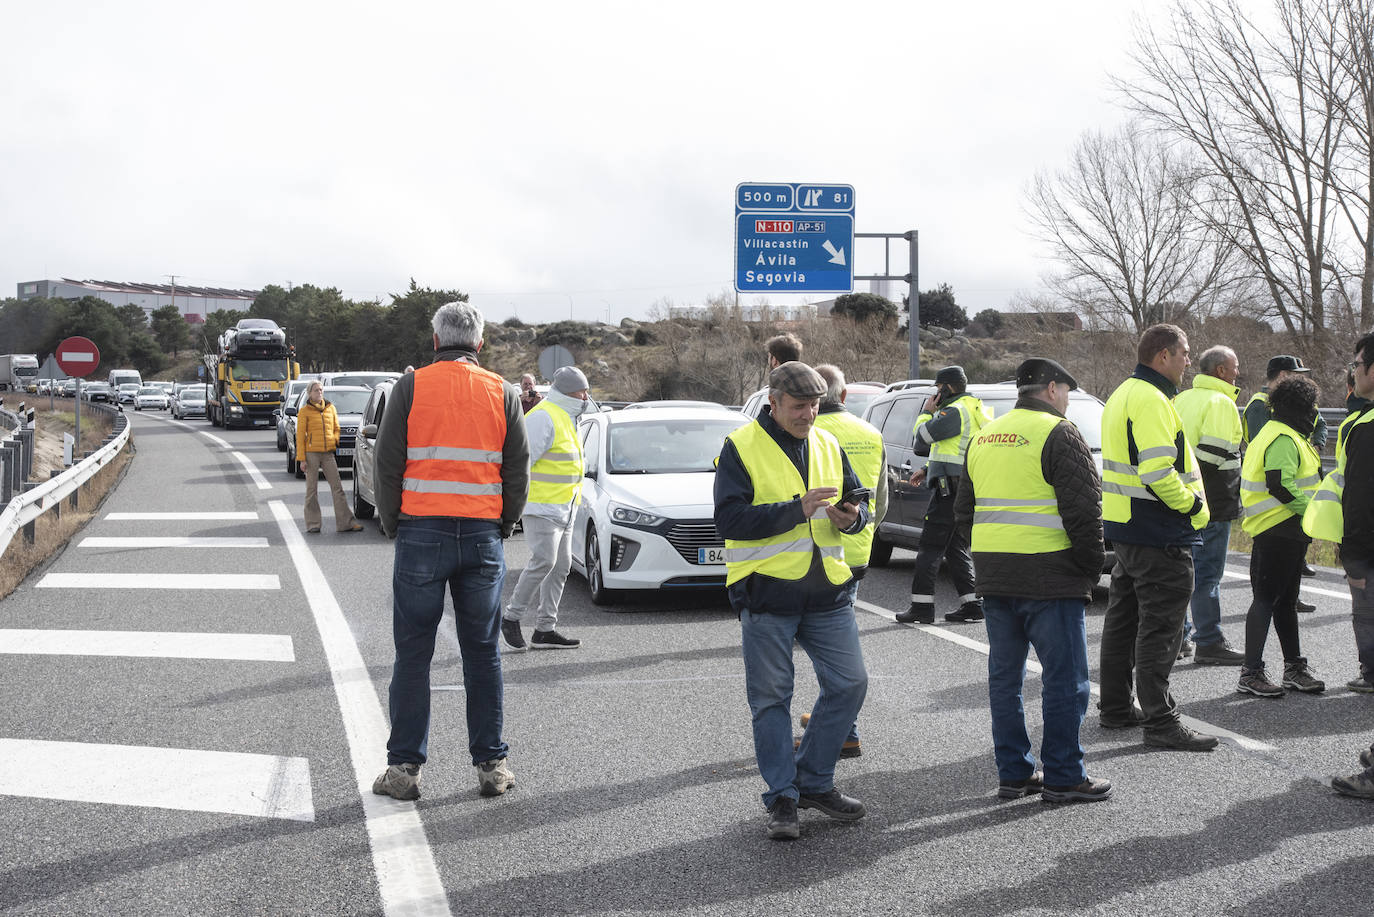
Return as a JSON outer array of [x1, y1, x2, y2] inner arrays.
[[735, 182, 854, 294]]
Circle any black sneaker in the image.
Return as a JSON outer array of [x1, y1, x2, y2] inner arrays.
[[1237, 667, 1285, 698], [945, 602, 984, 623], [1302, 562, 1317, 577], [896, 603, 934, 625], [501, 618, 526, 652], [1177, 639, 1194, 660], [998, 771, 1044, 799], [1099, 706, 1146, 729], [1282, 658, 1325, 693], [1296, 598, 1317, 613], [1359, 744, 1374, 769], [1043, 776, 1113, 803], [798, 788, 866, 821], [1349, 676, 1374, 694], [1332, 766, 1374, 799], [767, 796, 800, 840], [1143, 722, 1220, 751], [1194, 640, 1245, 666], [531, 629, 581, 649]]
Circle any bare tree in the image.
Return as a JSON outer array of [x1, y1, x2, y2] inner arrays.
[[1325, 0, 1374, 326], [1119, 0, 1352, 341], [1025, 123, 1238, 332]]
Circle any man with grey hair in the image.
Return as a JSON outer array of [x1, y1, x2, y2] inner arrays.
[[1174, 345, 1246, 665], [371, 300, 530, 801], [502, 364, 593, 650]]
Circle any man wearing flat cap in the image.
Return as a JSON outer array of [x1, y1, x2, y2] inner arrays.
[[715, 361, 872, 840], [897, 365, 991, 625], [503, 364, 593, 651], [956, 358, 1111, 802]]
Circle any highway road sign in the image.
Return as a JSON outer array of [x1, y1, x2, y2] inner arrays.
[[55, 336, 100, 377], [735, 182, 855, 294]]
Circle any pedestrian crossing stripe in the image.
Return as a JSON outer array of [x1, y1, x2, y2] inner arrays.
[[0, 629, 294, 662], [37, 573, 280, 590]]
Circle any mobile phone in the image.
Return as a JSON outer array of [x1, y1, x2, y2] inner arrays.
[[841, 487, 872, 507]]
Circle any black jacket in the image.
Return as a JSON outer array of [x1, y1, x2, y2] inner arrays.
[[714, 407, 869, 615], [1340, 406, 1374, 577], [955, 396, 1105, 600]]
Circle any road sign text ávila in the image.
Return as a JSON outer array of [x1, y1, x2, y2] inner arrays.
[[735, 182, 855, 294]]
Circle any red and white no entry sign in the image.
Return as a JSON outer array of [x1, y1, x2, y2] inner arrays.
[[55, 336, 101, 377]]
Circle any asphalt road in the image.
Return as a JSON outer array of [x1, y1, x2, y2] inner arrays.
[[2, 408, 1372, 916]]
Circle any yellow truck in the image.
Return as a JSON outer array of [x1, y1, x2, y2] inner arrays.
[[203, 319, 299, 429]]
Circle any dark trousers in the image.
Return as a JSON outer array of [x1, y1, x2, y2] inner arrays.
[[1099, 541, 1193, 732], [910, 479, 977, 606], [1244, 532, 1305, 669]]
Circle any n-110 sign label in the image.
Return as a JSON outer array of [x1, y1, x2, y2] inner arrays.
[[734, 182, 854, 294]]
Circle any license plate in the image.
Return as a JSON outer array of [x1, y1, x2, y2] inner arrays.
[[698, 547, 726, 564], [250, 381, 274, 390], [336, 448, 354, 457]]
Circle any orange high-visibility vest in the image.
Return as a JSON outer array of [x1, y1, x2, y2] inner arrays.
[[401, 361, 508, 518]]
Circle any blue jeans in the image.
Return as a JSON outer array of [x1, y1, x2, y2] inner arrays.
[[385, 518, 508, 767], [983, 596, 1090, 788], [1186, 520, 1231, 647], [740, 601, 868, 809]]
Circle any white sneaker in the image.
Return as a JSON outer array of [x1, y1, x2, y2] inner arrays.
[[477, 757, 516, 796], [372, 763, 421, 801]]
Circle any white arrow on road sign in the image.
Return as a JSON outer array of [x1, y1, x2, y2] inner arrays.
[[823, 240, 847, 266]]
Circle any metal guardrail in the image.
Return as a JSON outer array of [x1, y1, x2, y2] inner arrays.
[[0, 403, 130, 557]]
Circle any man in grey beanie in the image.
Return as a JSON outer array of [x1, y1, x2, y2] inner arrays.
[[502, 364, 592, 650]]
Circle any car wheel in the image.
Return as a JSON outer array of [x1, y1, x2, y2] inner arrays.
[[868, 530, 894, 567], [287, 450, 297, 476], [585, 526, 611, 606], [353, 472, 374, 520], [276, 429, 286, 452]]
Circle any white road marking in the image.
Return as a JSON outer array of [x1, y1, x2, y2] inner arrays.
[[854, 598, 1277, 753], [0, 629, 294, 662], [106, 512, 259, 521], [0, 738, 313, 821], [1223, 568, 1351, 601], [268, 500, 450, 916], [231, 451, 273, 490], [37, 573, 280, 590], [79, 536, 269, 549], [201, 431, 231, 448]]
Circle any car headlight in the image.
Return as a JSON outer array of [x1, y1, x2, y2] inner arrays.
[[609, 502, 665, 527]]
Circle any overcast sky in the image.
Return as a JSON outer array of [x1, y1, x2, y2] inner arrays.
[[3, 0, 1217, 325]]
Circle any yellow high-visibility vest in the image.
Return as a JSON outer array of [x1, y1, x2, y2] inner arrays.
[[1101, 377, 1209, 530], [1241, 419, 1321, 537], [723, 422, 851, 587], [1303, 410, 1374, 542], [526, 400, 583, 509], [814, 409, 882, 567], [966, 408, 1072, 554]]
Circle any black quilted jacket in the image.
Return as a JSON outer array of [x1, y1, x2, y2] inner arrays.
[[954, 397, 1106, 600]]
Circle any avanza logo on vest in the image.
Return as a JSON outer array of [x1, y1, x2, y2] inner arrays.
[[978, 433, 1031, 447]]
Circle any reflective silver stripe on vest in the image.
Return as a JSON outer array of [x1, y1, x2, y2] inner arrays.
[[1294, 474, 1321, 488], [407, 446, 503, 463], [725, 538, 813, 563], [1179, 470, 1200, 485], [1139, 467, 1175, 485], [972, 510, 1065, 529], [1329, 471, 1346, 488], [1215, 458, 1241, 471], [1198, 434, 1240, 451], [542, 451, 580, 462], [1137, 445, 1177, 463], [401, 478, 503, 496], [975, 497, 1058, 507], [1103, 481, 1157, 500], [1312, 489, 1342, 503], [1244, 496, 1282, 516], [1103, 459, 1136, 475], [1240, 478, 1268, 492], [530, 471, 582, 484]]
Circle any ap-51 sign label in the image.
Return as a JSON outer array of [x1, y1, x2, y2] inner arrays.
[[734, 182, 854, 294]]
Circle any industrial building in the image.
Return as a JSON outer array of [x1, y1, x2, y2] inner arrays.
[[16, 278, 258, 324]]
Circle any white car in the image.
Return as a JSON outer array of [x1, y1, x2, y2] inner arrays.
[[570, 405, 750, 604], [133, 385, 170, 411]]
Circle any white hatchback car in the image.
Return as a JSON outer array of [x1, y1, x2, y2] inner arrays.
[[133, 385, 170, 411], [571, 405, 750, 604]]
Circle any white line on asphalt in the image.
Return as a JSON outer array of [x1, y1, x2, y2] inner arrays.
[[37, 573, 280, 590], [79, 536, 269, 549], [106, 512, 259, 521], [854, 598, 1277, 753], [0, 738, 313, 821], [268, 500, 451, 917], [201, 431, 231, 448], [230, 451, 273, 490], [0, 629, 295, 661], [1222, 568, 1351, 601]]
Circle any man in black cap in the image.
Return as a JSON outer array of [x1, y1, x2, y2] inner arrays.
[[956, 358, 1110, 802], [715, 361, 872, 840], [1244, 354, 1326, 586], [896, 365, 990, 624]]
